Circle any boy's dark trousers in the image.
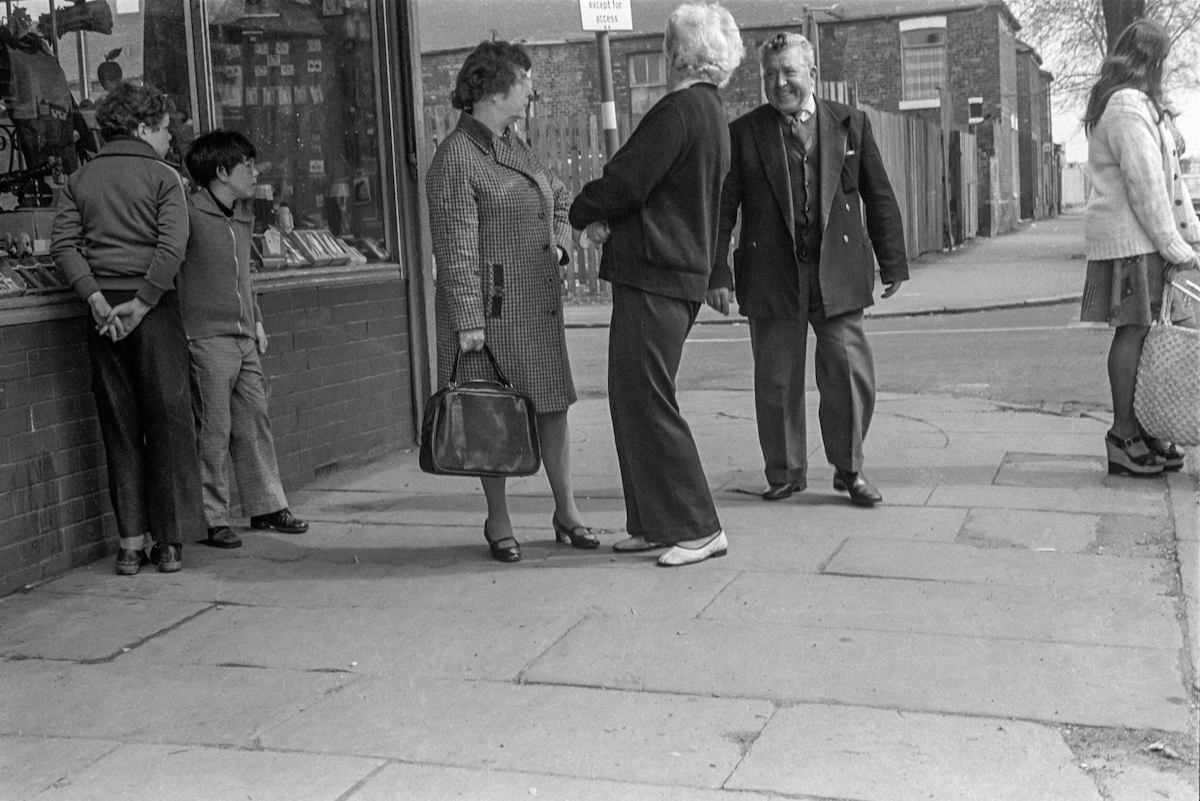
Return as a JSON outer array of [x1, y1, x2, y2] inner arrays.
[[86, 290, 205, 545]]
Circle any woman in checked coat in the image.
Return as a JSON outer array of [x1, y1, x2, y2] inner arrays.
[[427, 40, 603, 563]]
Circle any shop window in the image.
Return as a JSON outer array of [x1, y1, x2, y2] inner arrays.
[[898, 17, 945, 111], [197, 0, 392, 268], [0, 0, 395, 304], [628, 52, 665, 128]]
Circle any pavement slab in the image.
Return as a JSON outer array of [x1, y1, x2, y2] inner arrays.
[[700, 502, 967, 543], [259, 676, 774, 788], [0, 736, 120, 801], [726, 704, 1102, 800], [904, 411, 1105, 434], [118, 604, 579, 680], [20, 743, 383, 801], [994, 452, 1110, 488], [1097, 764, 1200, 801], [0, 594, 209, 661], [957, 508, 1102, 552], [522, 616, 1192, 731], [927, 483, 1167, 515], [823, 539, 1173, 592], [349, 763, 775, 801], [0, 660, 353, 745], [700, 573, 1181, 649], [1169, 472, 1199, 541]]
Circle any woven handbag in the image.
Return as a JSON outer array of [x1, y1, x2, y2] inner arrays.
[[419, 345, 541, 477], [1134, 282, 1200, 445]]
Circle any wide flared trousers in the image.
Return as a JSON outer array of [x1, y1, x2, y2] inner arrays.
[[607, 283, 721, 544], [188, 334, 288, 527]]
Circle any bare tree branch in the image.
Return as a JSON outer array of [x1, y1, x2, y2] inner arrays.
[[1010, 0, 1200, 109]]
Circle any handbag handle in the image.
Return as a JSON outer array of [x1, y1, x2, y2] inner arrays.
[[449, 343, 513, 388]]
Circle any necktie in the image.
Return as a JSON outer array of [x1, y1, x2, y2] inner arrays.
[[790, 112, 812, 154]]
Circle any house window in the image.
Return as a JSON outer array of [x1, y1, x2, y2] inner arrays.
[[628, 53, 666, 128], [898, 17, 946, 111]]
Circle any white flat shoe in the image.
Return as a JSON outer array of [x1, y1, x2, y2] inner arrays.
[[612, 535, 668, 552], [657, 530, 728, 567]]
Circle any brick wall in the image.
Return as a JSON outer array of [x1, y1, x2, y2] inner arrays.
[[421, 27, 793, 130], [1017, 49, 1037, 219], [256, 277, 412, 483], [818, 7, 1020, 236], [0, 276, 413, 597], [0, 310, 111, 594]]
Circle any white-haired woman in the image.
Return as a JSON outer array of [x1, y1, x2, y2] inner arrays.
[[569, 2, 744, 567]]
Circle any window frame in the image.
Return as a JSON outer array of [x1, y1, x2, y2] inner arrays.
[[898, 16, 947, 110], [627, 51, 667, 128]]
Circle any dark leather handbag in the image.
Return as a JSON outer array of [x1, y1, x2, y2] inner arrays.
[[419, 344, 541, 477]]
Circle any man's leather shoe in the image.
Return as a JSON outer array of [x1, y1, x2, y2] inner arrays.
[[115, 548, 148, 576], [833, 470, 882, 506], [156, 543, 182, 573], [202, 526, 243, 549], [250, 508, 308, 534], [658, 530, 728, 567], [761, 478, 806, 501]]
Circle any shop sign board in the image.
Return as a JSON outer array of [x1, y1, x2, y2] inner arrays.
[[579, 0, 632, 31]]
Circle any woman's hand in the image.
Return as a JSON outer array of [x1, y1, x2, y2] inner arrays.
[[459, 328, 485, 352], [585, 221, 611, 245]]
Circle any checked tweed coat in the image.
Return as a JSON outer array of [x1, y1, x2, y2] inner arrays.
[[427, 113, 576, 413]]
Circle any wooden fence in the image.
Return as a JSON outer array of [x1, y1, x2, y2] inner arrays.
[[423, 95, 966, 297]]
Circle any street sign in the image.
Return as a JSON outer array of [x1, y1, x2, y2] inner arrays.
[[579, 0, 633, 32]]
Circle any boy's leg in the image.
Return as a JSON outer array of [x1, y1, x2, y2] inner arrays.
[[188, 335, 240, 528], [228, 336, 288, 517]]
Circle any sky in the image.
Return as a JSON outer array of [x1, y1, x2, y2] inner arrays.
[[1055, 88, 1200, 166]]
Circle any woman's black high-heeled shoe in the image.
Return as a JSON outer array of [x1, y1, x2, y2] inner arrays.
[[1105, 432, 1164, 477], [552, 516, 600, 549], [1140, 428, 1185, 472], [484, 522, 521, 563]]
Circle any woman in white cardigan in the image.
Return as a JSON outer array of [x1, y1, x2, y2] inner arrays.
[[1081, 19, 1200, 476]]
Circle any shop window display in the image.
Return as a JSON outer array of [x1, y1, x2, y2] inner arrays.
[[201, 0, 390, 269], [0, 0, 393, 301]]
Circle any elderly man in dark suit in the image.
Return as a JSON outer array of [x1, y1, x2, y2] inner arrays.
[[708, 32, 908, 506]]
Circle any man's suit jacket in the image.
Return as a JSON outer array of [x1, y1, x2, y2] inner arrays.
[[711, 100, 909, 319]]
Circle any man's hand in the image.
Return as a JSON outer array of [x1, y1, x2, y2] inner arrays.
[[108, 297, 153, 340], [86, 291, 126, 341], [458, 328, 485, 352], [255, 321, 269, 354], [880, 279, 904, 299], [706, 287, 731, 316]]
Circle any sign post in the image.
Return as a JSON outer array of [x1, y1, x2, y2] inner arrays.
[[579, 0, 633, 159]]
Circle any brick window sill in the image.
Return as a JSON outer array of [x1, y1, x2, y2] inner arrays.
[[0, 262, 405, 326]]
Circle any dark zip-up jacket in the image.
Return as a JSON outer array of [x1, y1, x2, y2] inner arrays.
[[50, 138, 189, 305], [176, 190, 261, 341]]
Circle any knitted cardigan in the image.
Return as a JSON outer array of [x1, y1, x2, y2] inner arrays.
[[1084, 88, 1200, 263]]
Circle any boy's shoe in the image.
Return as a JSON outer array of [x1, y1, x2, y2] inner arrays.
[[115, 548, 149, 576], [250, 508, 308, 534], [156, 543, 182, 573], [202, 526, 243, 548]]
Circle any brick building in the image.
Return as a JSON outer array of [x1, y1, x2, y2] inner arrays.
[[810, 0, 1044, 235], [419, 0, 1053, 237], [1017, 41, 1058, 219]]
